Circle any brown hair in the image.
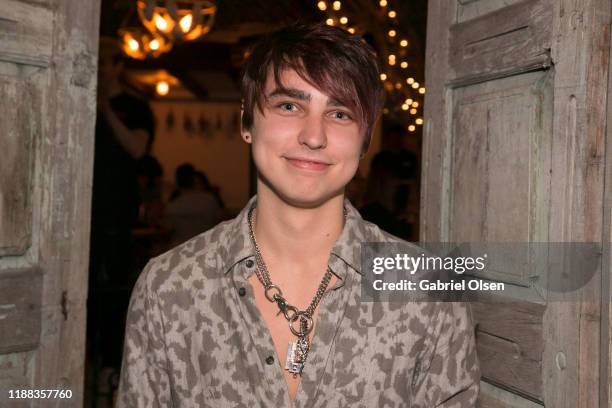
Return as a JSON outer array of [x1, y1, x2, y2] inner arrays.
[[240, 22, 385, 152]]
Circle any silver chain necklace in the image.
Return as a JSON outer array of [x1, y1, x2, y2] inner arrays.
[[246, 203, 346, 377]]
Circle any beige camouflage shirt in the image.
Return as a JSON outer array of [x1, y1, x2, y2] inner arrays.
[[117, 196, 481, 408]]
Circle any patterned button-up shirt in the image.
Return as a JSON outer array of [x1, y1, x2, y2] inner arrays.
[[117, 196, 481, 408]]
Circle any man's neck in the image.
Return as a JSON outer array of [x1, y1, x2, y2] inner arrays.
[[253, 187, 345, 270]]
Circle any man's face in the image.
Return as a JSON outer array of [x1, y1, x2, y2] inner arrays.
[[242, 68, 364, 208]]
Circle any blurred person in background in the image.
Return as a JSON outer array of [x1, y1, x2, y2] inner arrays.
[[164, 163, 222, 246]]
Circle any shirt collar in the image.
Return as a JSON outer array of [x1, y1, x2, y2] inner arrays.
[[218, 195, 368, 275]]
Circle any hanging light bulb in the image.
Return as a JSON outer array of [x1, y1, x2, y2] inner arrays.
[[400, 39, 408, 47], [416, 118, 424, 125], [407, 77, 415, 84], [405, 98, 413, 105], [339, 16, 348, 24], [419, 87, 426, 94], [401, 104, 409, 110], [156, 81, 170, 96], [412, 82, 420, 89], [326, 18, 335, 26], [347, 27, 355, 34], [408, 125, 416, 132], [317, 1, 327, 11], [388, 29, 396, 37], [412, 101, 419, 108], [388, 10, 397, 18], [395, 82, 402, 89], [333, 1, 341, 10], [379, 0, 387, 7], [380, 73, 387, 81], [400, 61, 408, 68], [410, 108, 417, 115]]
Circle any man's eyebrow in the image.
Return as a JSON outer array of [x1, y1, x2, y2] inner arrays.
[[267, 87, 348, 107]]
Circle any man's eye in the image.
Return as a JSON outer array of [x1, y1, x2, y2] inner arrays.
[[278, 103, 297, 112], [333, 111, 352, 120]]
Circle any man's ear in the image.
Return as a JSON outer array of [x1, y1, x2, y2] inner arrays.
[[240, 107, 252, 144]]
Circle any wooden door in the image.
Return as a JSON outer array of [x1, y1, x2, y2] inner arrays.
[[0, 0, 100, 406], [422, 0, 611, 406]]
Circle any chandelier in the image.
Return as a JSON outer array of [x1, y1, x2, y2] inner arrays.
[[137, 0, 217, 42], [118, 27, 173, 60]]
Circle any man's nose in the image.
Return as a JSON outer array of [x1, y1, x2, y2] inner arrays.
[[297, 114, 327, 149]]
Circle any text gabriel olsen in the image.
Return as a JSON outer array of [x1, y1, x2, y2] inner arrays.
[[372, 279, 505, 291]]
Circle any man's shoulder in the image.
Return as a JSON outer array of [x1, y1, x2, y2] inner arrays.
[[360, 217, 424, 253], [137, 218, 236, 294]]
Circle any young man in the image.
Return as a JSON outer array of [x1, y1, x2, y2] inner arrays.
[[117, 23, 480, 407]]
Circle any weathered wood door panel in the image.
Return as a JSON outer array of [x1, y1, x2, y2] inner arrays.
[[0, 0, 99, 406], [423, 0, 610, 406]]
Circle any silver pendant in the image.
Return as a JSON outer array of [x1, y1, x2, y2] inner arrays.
[[285, 341, 304, 375]]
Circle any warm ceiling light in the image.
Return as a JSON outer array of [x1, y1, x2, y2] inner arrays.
[[405, 98, 413, 105], [138, 0, 216, 42], [156, 81, 169, 96], [388, 30, 396, 37], [317, 1, 327, 10], [179, 13, 193, 33], [119, 28, 172, 59], [388, 54, 396, 60], [400, 39, 408, 47], [379, 0, 387, 7], [407, 77, 415, 84], [412, 101, 419, 108], [419, 87, 426, 94], [410, 108, 417, 114], [400, 61, 408, 68], [380, 73, 387, 80], [388, 10, 397, 18], [401, 104, 409, 110], [333, 1, 341, 10], [326, 18, 334, 26], [416, 118, 424, 125], [339, 16, 348, 24], [388, 59, 396, 66], [412, 82, 420, 89], [154, 14, 169, 31], [408, 125, 416, 132]]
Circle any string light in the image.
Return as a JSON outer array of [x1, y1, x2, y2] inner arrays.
[[416, 118, 424, 125], [314, 0, 424, 129], [408, 125, 416, 132]]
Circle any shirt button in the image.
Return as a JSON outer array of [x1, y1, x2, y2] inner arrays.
[[238, 287, 246, 297], [265, 356, 274, 365], [246, 259, 254, 268]]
